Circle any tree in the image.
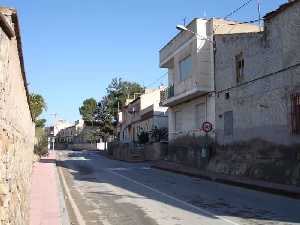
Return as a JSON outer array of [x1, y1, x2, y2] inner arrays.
[[79, 98, 97, 122], [35, 119, 46, 128], [29, 93, 47, 127], [106, 78, 144, 121], [93, 98, 114, 147]]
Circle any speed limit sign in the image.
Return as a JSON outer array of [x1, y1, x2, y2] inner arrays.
[[202, 121, 213, 133]]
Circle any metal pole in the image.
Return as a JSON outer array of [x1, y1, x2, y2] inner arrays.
[[257, 0, 262, 31]]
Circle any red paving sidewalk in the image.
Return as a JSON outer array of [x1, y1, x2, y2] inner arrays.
[[30, 151, 62, 225]]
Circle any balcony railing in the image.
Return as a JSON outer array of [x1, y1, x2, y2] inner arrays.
[[160, 84, 174, 105]]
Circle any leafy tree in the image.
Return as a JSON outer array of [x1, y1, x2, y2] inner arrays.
[[79, 98, 97, 122], [93, 98, 114, 146], [106, 78, 144, 121], [29, 93, 47, 121], [35, 119, 46, 128], [29, 93, 47, 127]]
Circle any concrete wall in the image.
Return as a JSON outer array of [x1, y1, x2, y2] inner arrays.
[[168, 95, 215, 140], [214, 0, 300, 145], [0, 8, 35, 225], [68, 143, 107, 151]]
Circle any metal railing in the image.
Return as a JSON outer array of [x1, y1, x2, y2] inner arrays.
[[160, 84, 174, 104]]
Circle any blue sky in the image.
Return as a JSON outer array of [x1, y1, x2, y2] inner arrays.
[[1, 0, 286, 125]]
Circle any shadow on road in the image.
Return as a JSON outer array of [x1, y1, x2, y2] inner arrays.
[[55, 150, 300, 225]]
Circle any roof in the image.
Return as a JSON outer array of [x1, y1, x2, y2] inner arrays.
[[264, 0, 300, 20], [0, 7, 33, 121]]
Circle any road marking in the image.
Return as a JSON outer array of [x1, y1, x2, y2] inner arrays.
[[108, 170, 240, 225], [108, 166, 151, 171], [58, 166, 86, 225]]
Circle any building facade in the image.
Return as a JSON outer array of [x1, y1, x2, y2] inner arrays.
[[160, 18, 260, 140], [45, 119, 73, 148], [56, 119, 84, 144], [119, 88, 168, 143], [214, 0, 300, 145]]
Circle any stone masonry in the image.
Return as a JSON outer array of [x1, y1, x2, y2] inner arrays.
[[0, 7, 35, 225]]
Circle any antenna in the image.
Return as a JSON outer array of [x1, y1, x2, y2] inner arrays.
[[183, 17, 187, 26], [48, 113, 58, 126]]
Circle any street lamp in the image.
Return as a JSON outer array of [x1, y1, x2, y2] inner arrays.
[[176, 24, 214, 44]]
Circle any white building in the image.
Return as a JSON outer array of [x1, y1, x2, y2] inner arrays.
[[159, 18, 260, 140], [119, 88, 168, 143]]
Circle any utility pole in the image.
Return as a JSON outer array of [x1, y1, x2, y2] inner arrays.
[[257, 0, 262, 31]]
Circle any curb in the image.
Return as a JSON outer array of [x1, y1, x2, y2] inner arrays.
[[53, 151, 71, 225]]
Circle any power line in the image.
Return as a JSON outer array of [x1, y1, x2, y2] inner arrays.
[[145, 72, 168, 88], [224, 0, 256, 20], [214, 0, 258, 33]]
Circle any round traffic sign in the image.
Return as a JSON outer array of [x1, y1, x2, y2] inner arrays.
[[202, 121, 213, 133]]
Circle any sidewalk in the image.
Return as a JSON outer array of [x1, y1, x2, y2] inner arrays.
[[152, 160, 300, 198], [30, 151, 63, 225]]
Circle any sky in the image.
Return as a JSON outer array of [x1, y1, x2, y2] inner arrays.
[[1, 0, 286, 125]]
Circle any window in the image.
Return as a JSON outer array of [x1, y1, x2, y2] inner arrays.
[[291, 94, 300, 134], [224, 111, 233, 136], [175, 111, 182, 132], [235, 52, 244, 83], [179, 55, 192, 81]]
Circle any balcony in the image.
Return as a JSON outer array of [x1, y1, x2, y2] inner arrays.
[[160, 85, 174, 105], [160, 81, 211, 107]]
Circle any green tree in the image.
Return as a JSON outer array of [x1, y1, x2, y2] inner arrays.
[[29, 93, 47, 127], [35, 119, 46, 128], [79, 98, 97, 122], [106, 78, 144, 121], [93, 98, 114, 147]]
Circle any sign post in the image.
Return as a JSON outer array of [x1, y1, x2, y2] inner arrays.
[[201, 122, 213, 159]]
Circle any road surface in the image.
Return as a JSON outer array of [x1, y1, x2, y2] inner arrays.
[[56, 150, 300, 225]]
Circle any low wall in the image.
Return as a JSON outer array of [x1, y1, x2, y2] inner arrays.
[[144, 142, 168, 161], [167, 137, 300, 186], [55, 142, 107, 151], [207, 140, 300, 186], [69, 143, 103, 151], [108, 142, 144, 162]]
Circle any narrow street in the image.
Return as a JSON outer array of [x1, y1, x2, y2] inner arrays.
[[57, 150, 300, 225]]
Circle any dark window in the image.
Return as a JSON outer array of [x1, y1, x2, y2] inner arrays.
[[225, 92, 230, 99], [291, 94, 300, 134], [224, 111, 233, 136], [235, 52, 244, 83]]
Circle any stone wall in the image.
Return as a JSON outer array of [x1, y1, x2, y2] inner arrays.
[[214, 0, 300, 145], [207, 140, 300, 186], [0, 8, 35, 225]]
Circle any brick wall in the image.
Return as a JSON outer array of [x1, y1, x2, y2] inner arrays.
[[0, 8, 35, 225]]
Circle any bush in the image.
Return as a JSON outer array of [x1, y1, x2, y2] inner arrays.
[[34, 128, 49, 156], [138, 131, 149, 144]]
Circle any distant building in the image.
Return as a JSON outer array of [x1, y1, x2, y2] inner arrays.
[[159, 18, 260, 140], [119, 88, 168, 143], [214, 0, 300, 145], [55, 119, 84, 144], [45, 119, 73, 148]]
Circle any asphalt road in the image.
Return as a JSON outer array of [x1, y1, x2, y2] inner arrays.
[[56, 150, 300, 225]]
